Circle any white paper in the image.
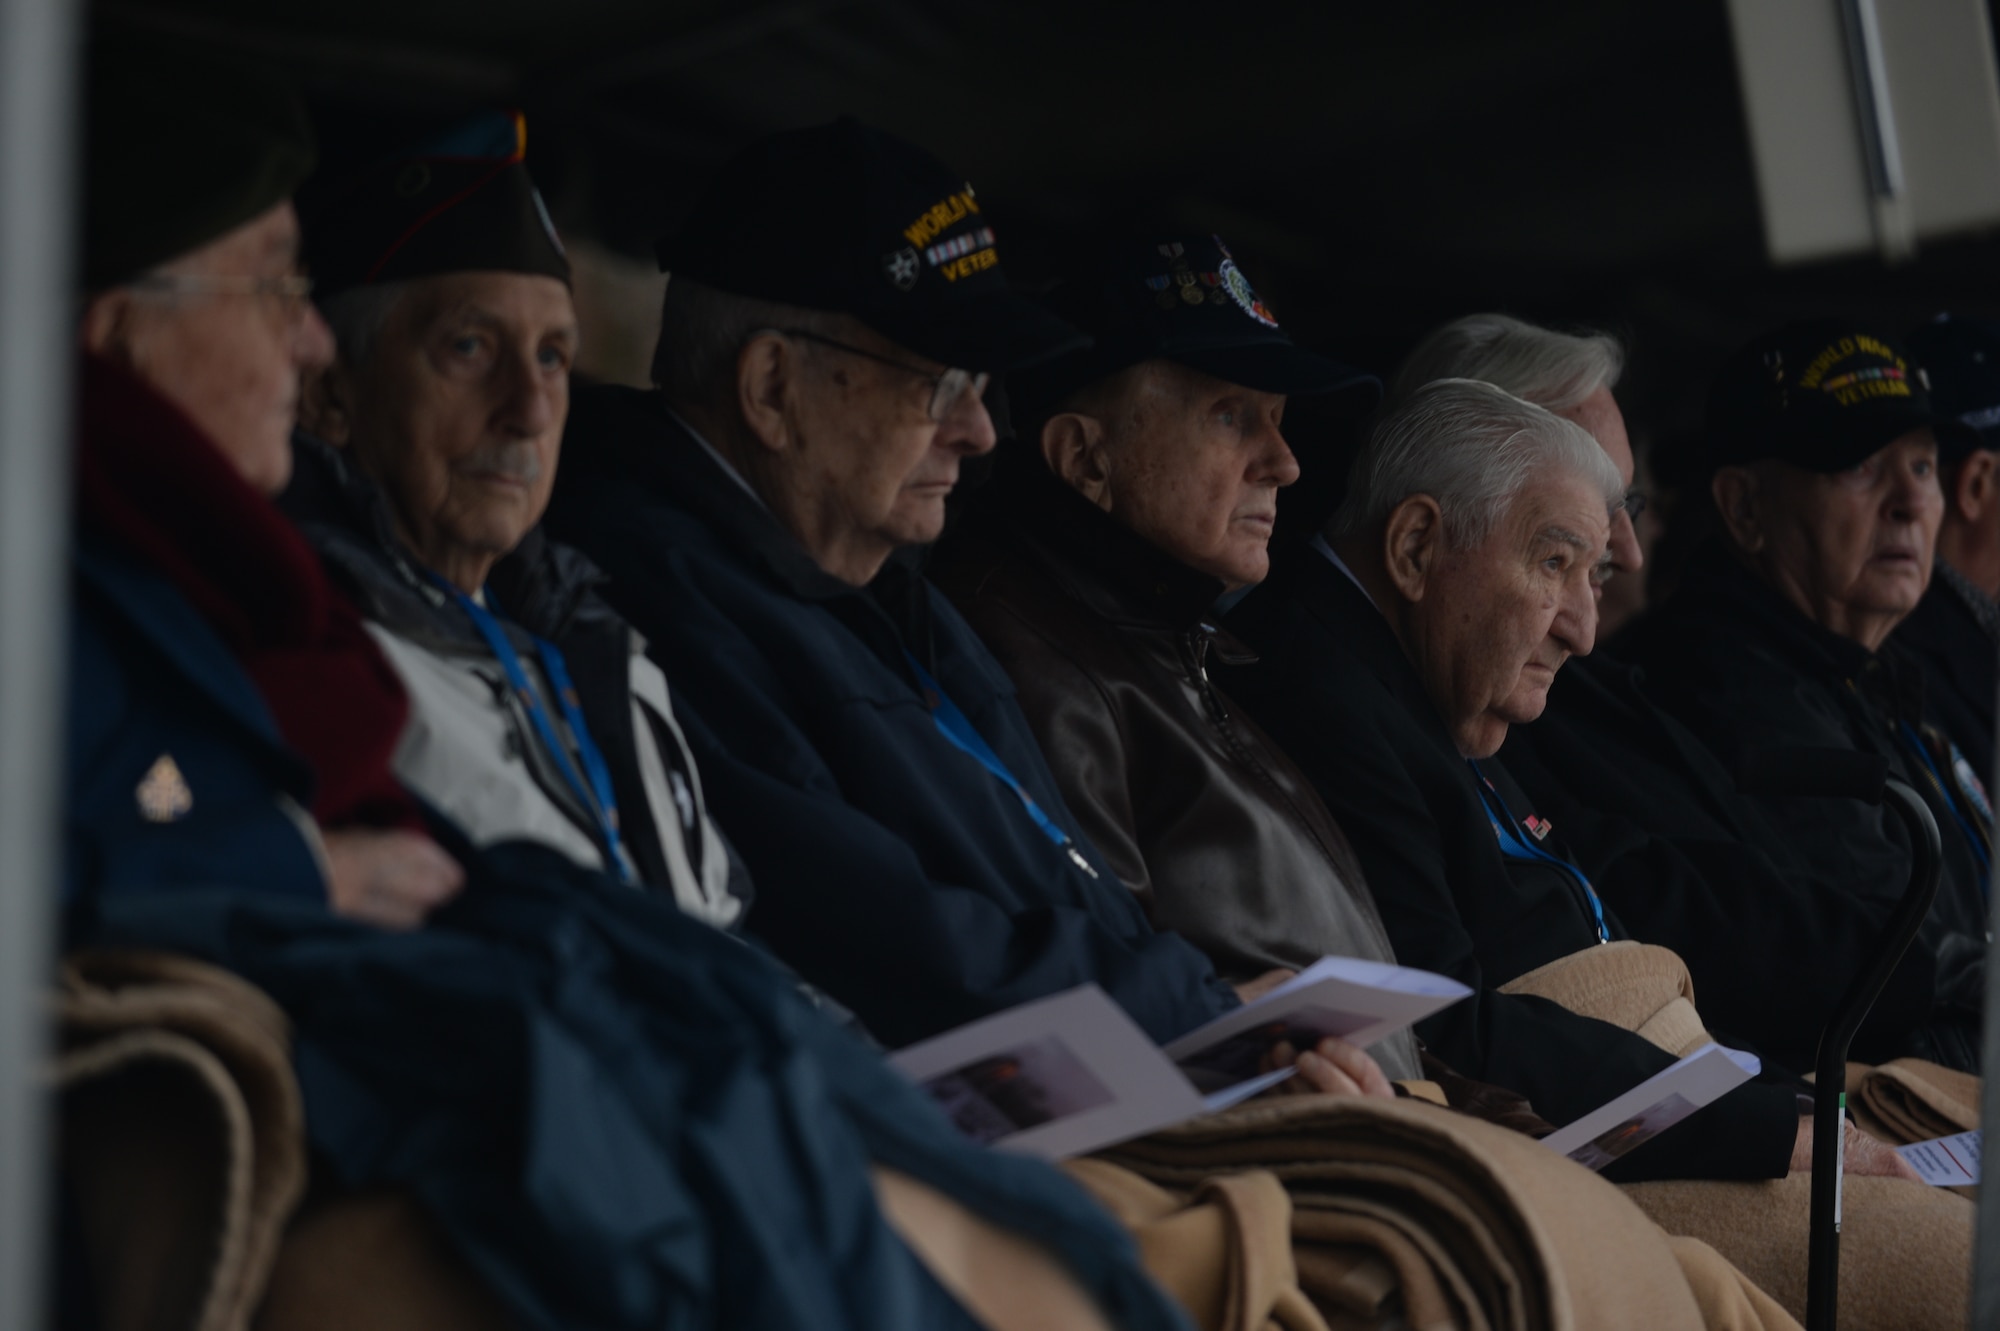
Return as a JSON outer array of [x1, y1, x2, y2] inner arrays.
[[1897, 1130, 1981, 1186], [1163, 955, 1471, 1093], [889, 985, 1204, 1159], [1540, 1043, 1761, 1171]]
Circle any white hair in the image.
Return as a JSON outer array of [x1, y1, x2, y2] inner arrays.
[[650, 274, 842, 407], [316, 281, 413, 368], [1330, 378, 1625, 549], [1390, 312, 1624, 414]]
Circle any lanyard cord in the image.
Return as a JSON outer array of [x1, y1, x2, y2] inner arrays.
[[1467, 759, 1609, 943], [903, 652, 1098, 880], [430, 574, 635, 884], [1898, 721, 1991, 893]]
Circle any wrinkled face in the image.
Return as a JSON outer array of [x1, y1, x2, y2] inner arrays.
[[1407, 472, 1609, 758], [786, 323, 998, 556], [88, 202, 334, 494], [1562, 387, 1640, 577], [341, 272, 577, 585], [1095, 363, 1299, 588], [1743, 430, 1942, 644]]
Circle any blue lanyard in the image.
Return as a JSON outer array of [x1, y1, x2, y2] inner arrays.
[[903, 652, 1099, 880], [1468, 760, 1609, 943], [432, 574, 635, 884], [1898, 721, 1991, 894]]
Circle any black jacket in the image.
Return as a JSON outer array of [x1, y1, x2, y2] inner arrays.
[[1225, 542, 1800, 1182], [933, 461, 1419, 1081], [543, 386, 1239, 1048], [1498, 651, 1953, 1072], [1616, 543, 1989, 1068], [1893, 561, 1998, 792]]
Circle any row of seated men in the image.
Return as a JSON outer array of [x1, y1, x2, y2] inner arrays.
[[59, 36, 1994, 1330]]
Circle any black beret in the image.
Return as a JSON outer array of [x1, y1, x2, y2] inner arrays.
[[654, 118, 1083, 375], [305, 111, 570, 298], [1705, 318, 1980, 475], [84, 38, 316, 291]]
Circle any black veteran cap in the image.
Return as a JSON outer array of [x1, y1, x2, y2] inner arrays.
[[84, 39, 317, 290], [1008, 235, 1380, 419], [1705, 318, 1979, 474], [1906, 315, 2000, 457], [654, 118, 1083, 374], [305, 111, 570, 297]]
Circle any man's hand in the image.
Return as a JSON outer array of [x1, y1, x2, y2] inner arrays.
[[323, 828, 464, 930], [1232, 968, 1296, 1005], [1789, 1115, 1923, 1182], [1264, 1035, 1396, 1100]]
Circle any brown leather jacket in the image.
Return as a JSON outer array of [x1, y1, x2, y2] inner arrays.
[[934, 460, 1420, 1082]]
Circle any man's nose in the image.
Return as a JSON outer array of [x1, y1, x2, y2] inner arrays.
[[498, 351, 562, 436], [1255, 425, 1301, 488], [294, 304, 336, 371], [1555, 576, 1600, 658], [939, 391, 999, 458], [1887, 459, 1941, 521]]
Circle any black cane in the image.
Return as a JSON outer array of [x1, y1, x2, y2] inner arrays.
[[1737, 750, 1943, 1331]]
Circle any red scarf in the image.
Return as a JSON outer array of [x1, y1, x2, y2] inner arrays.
[[75, 352, 423, 833]]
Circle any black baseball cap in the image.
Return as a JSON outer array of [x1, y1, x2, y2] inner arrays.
[[1906, 315, 2000, 458], [1705, 318, 1978, 474], [306, 111, 570, 298], [654, 118, 1084, 375], [1007, 234, 1380, 420]]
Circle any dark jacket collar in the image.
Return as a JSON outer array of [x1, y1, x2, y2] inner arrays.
[[281, 433, 608, 652], [973, 455, 1226, 633]]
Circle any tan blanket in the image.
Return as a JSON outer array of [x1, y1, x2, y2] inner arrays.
[[1842, 1059, 1981, 1145], [1498, 940, 1710, 1056], [1098, 1093, 1774, 1331]]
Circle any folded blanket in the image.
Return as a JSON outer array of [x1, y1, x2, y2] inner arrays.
[[1098, 1095, 1720, 1331], [1499, 941, 1710, 1057], [1843, 1059, 1980, 1145]]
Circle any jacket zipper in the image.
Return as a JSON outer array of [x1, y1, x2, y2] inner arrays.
[[1183, 629, 1230, 725]]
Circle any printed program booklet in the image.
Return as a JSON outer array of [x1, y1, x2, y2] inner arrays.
[[889, 957, 1471, 1159], [1539, 1042, 1761, 1171], [1897, 1129, 1981, 1186]]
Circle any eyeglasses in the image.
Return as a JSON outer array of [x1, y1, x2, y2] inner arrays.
[[760, 327, 989, 422], [130, 272, 316, 324], [1620, 489, 1649, 521]]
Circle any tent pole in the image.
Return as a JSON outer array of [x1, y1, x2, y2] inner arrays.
[[0, 0, 80, 1323]]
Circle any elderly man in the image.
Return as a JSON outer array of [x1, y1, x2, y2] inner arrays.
[[1404, 314, 1959, 1072], [543, 121, 1280, 1056], [285, 113, 742, 928], [66, 41, 462, 928], [1898, 315, 2000, 786], [1223, 379, 1916, 1185], [930, 235, 1431, 1094], [1618, 321, 1991, 1024]]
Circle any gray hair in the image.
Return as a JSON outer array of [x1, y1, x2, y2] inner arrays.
[[650, 274, 842, 407], [1390, 312, 1624, 414], [1330, 378, 1625, 549], [316, 281, 413, 369]]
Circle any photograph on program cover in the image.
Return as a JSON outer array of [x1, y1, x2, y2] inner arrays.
[[921, 1036, 1118, 1145]]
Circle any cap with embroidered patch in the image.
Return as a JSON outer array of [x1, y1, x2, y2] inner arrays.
[[653, 118, 1084, 374], [1705, 318, 1979, 474], [1006, 234, 1380, 421], [305, 111, 570, 298], [1906, 315, 2000, 457]]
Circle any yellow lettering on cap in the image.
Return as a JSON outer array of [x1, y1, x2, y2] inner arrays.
[[902, 190, 982, 247], [939, 245, 1000, 282]]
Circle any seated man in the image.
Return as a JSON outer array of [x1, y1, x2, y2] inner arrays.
[[1225, 378, 1912, 1183], [68, 41, 461, 930], [545, 121, 1371, 1077], [1617, 321, 1991, 1040], [1400, 314, 1958, 1072], [930, 235, 1419, 1087], [286, 112, 741, 928], [1898, 315, 2000, 787]]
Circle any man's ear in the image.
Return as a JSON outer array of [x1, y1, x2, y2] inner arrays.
[[1711, 465, 1764, 554], [77, 289, 133, 360], [1040, 413, 1113, 509], [1954, 450, 1998, 524], [1381, 494, 1444, 604], [736, 333, 797, 456], [299, 362, 355, 446]]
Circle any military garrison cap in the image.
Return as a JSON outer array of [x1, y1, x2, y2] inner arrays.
[[654, 118, 1084, 375], [305, 111, 570, 297], [1705, 318, 1979, 474]]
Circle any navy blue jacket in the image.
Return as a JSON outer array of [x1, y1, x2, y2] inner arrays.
[[65, 534, 326, 908], [545, 387, 1238, 1049]]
